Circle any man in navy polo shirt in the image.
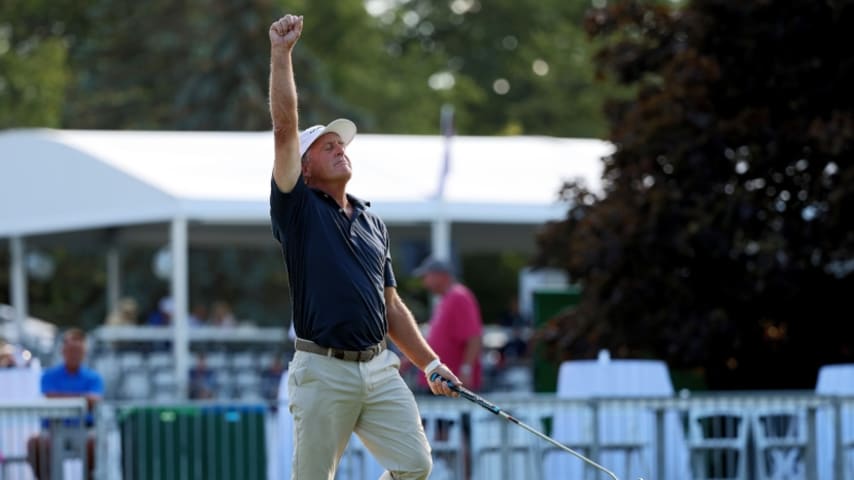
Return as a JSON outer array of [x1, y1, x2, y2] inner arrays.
[[268, 14, 462, 480], [27, 328, 103, 479]]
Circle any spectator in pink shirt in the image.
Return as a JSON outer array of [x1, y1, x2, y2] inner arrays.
[[414, 257, 484, 391]]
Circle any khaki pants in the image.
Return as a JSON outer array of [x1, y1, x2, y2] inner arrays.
[[288, 348, 432, 480]]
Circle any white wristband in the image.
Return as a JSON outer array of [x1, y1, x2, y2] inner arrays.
[[423, 358, 442, 374]]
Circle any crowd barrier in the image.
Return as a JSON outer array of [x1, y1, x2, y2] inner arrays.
[[74, 394, 854, 480], [0, 399, 88, 480], [3, 394, 852, 479]]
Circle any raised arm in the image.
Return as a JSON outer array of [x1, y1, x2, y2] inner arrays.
[[269, 14, 303, 193]]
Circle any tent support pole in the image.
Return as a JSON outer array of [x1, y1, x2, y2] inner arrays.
[[10, 237, 28, 347], [170, 217, 190, 399]]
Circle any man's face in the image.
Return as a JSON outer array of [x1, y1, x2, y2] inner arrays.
[[420, 271, 444, 294], [62, 336, 86, 368], [303, 133, 352, 183]]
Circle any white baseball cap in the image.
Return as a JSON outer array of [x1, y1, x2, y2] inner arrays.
[[299, 118, 357, 158]]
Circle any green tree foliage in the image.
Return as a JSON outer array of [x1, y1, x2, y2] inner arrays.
[[0, 36, 68, 128], [0, 0, 378, 131], [35, 0, 454, 133], [385, 0, 615, 136], [534, 0, 854, 389], [1, 0, 616, 136], [284, 0, 453, 133], [0, 0, 79, 128], [65, 0, 286, 130]]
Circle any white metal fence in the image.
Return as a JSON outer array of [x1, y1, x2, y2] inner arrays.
[[3, 394, 852, 479], [0, 399, 88, 480]]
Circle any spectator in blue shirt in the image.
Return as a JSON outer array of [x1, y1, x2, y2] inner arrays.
[[189, 352, 217, 399], [27, 328, 103, 479]]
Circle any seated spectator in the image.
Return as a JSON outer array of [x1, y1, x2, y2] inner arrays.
[[501, 326, 529, 365], [188, 302, 209, 327], [189, 353, 216, 399], [146, 296, 173, 326], [1, 341, 17, 368], [105, 297, 139, 326], [27, 328, 103, 479], [260, 353, 286, 402], [209, 300, 236, 327]]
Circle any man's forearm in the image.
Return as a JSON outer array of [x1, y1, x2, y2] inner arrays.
[[268, 15, 304, 191], [269, 48, 298, 134], [386, 293, 439, 370]]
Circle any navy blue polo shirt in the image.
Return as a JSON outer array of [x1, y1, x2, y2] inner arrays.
[[270, 175, 396, 350]]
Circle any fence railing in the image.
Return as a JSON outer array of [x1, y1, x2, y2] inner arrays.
[[0, 399, 88, 480], [3, 393, 852, 480], [413, 392, 854, 480]]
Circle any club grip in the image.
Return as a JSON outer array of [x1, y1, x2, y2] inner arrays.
[[429, 372, 460, 391], [429, 372, 500, 414]]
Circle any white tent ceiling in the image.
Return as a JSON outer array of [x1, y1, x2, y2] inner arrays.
[[0, 129, 611, 237]]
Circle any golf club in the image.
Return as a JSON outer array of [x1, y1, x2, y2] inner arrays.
[[430, 372, 620, 480]]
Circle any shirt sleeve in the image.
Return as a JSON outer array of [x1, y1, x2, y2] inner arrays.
[[88, 371, 105, 395], [382, 223, 397, 287], [269, 174, 308, 243]]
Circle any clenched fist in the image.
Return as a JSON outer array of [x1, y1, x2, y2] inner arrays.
[[269, 14, 303, 50]]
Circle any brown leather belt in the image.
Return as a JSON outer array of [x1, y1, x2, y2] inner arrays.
[[294, 338, 387, 362]]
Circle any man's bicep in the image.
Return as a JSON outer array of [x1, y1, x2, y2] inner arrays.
[[384, 287, 398, 313], [384, 287, 407, 329]]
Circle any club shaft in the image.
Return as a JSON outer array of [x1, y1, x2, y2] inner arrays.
[[503, 412, 618, 480], [430, 373, 619, 480]]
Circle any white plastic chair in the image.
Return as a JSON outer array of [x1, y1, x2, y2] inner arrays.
[[117, 351, 144, 370], [548, 402, 651, 480], [597, 402, 652, 479], [543, 403, 595, 480], [687, 409, 749, 480], [814, 364, 854, 480], [470, 408, 541, 480], [119, 371, 150, 400], [421, 408, 465, 480], [835, 400, 854, 480], [146, 352, 172, 370], [752, 409, 807, 480], [336, 433, 385, 480], [203, 351, 229, 370], [336, 435, 369, 480], [230, 352, 256, 370]]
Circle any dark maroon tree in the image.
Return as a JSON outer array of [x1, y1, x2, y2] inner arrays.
[[535, 0, 854, 389]]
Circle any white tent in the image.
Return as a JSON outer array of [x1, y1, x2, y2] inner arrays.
[[0, 128, 612, 396]]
